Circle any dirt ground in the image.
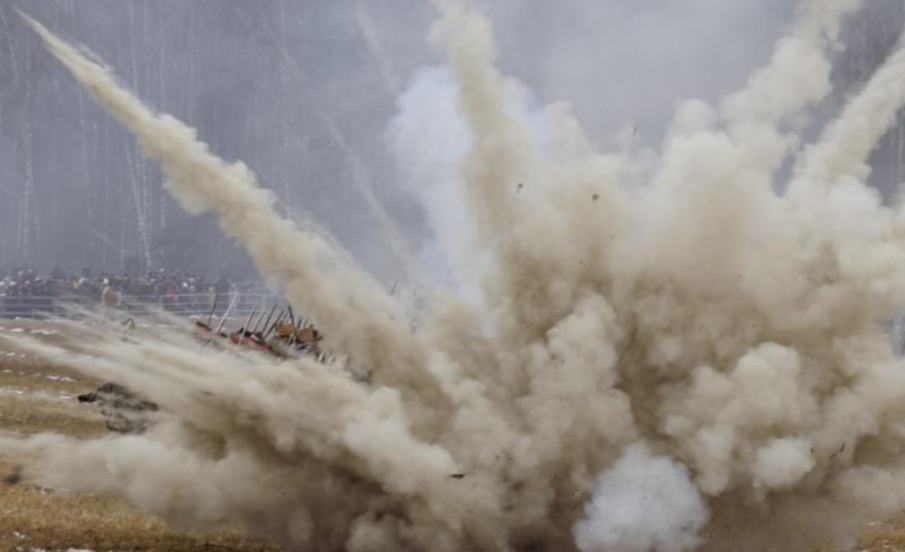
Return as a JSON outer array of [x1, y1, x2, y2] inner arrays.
[[2, 320, 905, 552], [0, 320, 280, 552]]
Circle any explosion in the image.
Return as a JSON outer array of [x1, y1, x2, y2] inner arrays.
[[5, 1, 905, 551]]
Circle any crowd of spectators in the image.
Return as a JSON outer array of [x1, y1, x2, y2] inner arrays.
[[0, 266, 262, 301]]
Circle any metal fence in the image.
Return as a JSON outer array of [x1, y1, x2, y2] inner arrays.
[[0, 293, 285, 320]]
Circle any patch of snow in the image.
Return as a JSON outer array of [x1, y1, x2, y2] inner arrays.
[[41, 374, 77, 382], [42, 374, 78, 383]]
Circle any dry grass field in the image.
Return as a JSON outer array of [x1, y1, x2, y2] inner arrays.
[[1, 320, 905, 552], [0, 320, 280, 552]]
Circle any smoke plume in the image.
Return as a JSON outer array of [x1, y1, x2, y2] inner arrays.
[[6, 1, 905, 551], [573, 444, 708, 552]]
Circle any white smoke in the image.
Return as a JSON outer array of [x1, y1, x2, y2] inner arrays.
[[8, 1, 905, 551], [387, 65, 549, 296], [573, 444, 708, 552], [386, 66, 472, 290]]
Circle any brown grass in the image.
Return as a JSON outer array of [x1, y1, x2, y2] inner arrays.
[[0, 322, 280, 552], [0, 457, 277, 552], [1, 321, 903, 551]]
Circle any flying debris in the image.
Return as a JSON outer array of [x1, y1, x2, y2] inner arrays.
[[78, 381, 159, 434], [79, 303, 352, 434], [2, 465, 22, 486], [191, 298, 331, 362]]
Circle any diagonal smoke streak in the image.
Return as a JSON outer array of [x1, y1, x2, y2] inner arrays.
[[793, 32, 905, 189], [720, 0, 863, 129], [18, 12, 438, 403]]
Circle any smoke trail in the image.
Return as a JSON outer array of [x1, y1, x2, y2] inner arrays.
[[794, 34, 905, 189], [709, 0, 865, 181], [720, 0, 862, 128], [8, 2, 905, 552], [18, 13, 440, 407]]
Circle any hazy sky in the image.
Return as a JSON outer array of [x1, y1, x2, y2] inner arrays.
[[1, 0, 902, 282]]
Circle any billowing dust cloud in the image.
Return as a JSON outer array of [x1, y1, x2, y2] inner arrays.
[[7, 1, 905, 550]]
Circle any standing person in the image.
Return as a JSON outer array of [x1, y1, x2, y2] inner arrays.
[[215, 276, 231, 315], [101, 283, 121, 322], [207, 285, 217, 315], [215, 275, 230, 295], [162, 280, 177, 312]]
